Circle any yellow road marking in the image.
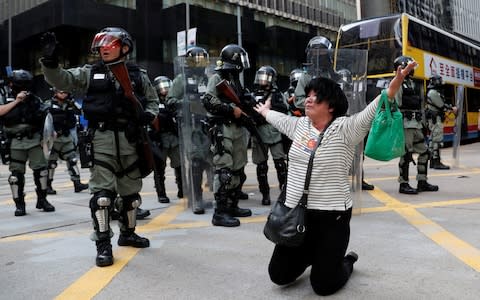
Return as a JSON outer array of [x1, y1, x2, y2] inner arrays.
[[54, 199, 186, 300], [369, 188, 480, 272]]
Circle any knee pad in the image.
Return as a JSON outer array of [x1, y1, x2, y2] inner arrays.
[[90, 190, 114, 233], [273, 159, 286, 171], [257, 161, 269, 174], [89, 190, 115, 210], [48, 160, 58, 170], [8, 172, 25, 199], [33, 168, 48, 189], [217, 168, 232, 185], [120, 193, 141, 229]]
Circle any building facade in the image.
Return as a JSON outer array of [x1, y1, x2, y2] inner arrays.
[[0, 0, 357, 95]]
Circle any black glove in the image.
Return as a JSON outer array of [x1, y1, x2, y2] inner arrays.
[[40, 32, 59, 68]]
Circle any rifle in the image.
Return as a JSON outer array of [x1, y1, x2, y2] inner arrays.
[[216, 79, 268, 157], [107, 61, 155, 178]]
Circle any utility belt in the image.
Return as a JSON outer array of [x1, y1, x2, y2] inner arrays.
[[91, 121, 129, 132], [425, 109, 445, 124], [401, 110, 423, 122], [55, 128, 72, 137], [6, 128, 38, 140]]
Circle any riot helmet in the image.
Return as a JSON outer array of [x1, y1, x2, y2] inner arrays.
[[91, 27, 133, 57], [215, 44, 250, 72], [289, 68, 304, 88], [186, 46, 209, 68], [393, 55, 415, 77], [254, 66, 277, 90], [336, 69, 352, 85], [428, 74, 444, 89], [153, 76, 172, 96], [305, 36, 333, 53], [8, 69, 34, 93], [304, 36, 334, 77]]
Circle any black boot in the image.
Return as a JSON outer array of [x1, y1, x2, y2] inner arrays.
[[417, 180, 439, 192], [73, 180, 89, 193], [95, 238, 114, 267], [155, 175, 170, 203], [430, 158, 450, 170], [212, 193, 240, 227], [261, 193, 271, 206], [399, 183, 418, 194], [361, 180, 375, 190], [229, 191, 252, 217], [174, 167, 183, 198], [35, 189, 55, 212], [118, 230, 150, 248], [136, 207, 151, 219], [47, 179, 57, 195], [13, 197, 26, 217]]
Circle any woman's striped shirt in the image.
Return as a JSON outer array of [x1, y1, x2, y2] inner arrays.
[[266, 94, 380, 211]]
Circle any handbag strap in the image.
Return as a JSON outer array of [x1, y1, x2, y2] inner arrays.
[[298, 125, 329, 207]]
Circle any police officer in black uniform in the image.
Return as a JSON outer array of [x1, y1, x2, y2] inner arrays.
[[394, 56, 438, 194], [0, 70, 54, 216]]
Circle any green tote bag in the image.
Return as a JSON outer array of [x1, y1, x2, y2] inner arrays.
[[364, 89, 405, 161]]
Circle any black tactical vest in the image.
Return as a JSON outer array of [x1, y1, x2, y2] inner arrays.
[[83, 62, 146, 125], [49, 99, 77, 133], [1, 94, 43, 127], [400, 81, 421, 110]]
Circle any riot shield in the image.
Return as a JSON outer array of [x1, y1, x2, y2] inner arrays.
[[334, 49, 368, 214], [42, 112, 56, 159], [173, 57, 217, 213], [452, 85, 464, 167]]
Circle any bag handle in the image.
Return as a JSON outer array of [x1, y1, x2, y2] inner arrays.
[[377, 89, 396, 121]]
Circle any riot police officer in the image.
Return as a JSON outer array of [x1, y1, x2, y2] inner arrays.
[[203, 44, 252, 227], [0, 69, 55, 216], [45, 88, 89, 194], [293, 36, 337, 115], [151, 75, 183, 203], [40, 27, 159, 267], [167, 46, 213, 214], [252, 66, 287, 205], [394, 56, 438, 194], [426, 75, 457, 169], [285, 68, 304, 117]]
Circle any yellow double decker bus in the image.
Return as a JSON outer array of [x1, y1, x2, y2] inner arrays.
[[336, 13, 480, 142]]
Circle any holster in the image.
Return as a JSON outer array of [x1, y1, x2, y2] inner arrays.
[[0, 137, 11, 165], [78, 129, 94, 168]]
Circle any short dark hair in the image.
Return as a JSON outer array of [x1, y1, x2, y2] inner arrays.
[[305, 77, 348, 118]]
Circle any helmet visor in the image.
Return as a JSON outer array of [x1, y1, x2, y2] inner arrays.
[[240, 52, 250, 70], [254, 71, 273, 86], [91, 32, 122, 52]]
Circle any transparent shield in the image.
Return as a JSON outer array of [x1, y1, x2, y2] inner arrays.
[[334, 49, 368, 215], [452, 85, 464, 167], [173, 57, 218, 213]]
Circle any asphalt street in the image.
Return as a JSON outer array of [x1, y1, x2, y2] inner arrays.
[[1, 143, 480, 299]]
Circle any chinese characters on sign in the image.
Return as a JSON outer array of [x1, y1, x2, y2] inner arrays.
[[424, 53, 478, 87]]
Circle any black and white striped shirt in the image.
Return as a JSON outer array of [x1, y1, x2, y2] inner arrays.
[[266, 94, 380, 211]]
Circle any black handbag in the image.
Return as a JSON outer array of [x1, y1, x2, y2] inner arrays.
[[263, 130, 326, 247]]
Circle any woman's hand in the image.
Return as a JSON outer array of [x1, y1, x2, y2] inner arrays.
[[387, 61, 418, 98], [254, 98, 272, 118]]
